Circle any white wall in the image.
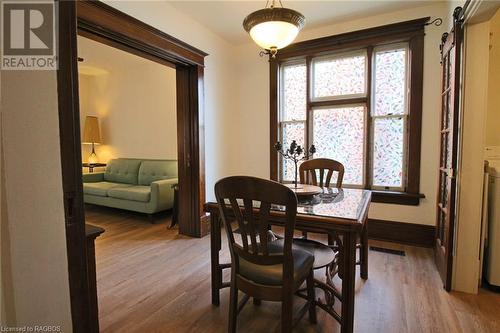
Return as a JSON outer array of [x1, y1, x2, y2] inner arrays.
[[105, 1, 240, 200], [452, 20, 489, 294], [486, 9, 500, 147], [77, 36, 177, 164], [233, 2, 450, 226], [1, 52, 72, 331]]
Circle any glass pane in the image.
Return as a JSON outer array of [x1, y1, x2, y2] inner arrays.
[[312, 106, 365, 185], [281, 122, 305, 182], [312, 53, 366, 99], [441, 94, 448, 130], [282, 63, 306, 121], [373, 47, 407, 116], [372, 117, 405, 188]]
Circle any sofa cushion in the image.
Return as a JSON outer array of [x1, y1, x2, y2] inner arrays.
[[138, 160, 177, 186], [104, 159, 142, 185], [108, 185, 151, 202], [83, 182, 129, 197]]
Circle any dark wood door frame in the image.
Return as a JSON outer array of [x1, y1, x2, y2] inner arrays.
[[56, 1, 208, 331]]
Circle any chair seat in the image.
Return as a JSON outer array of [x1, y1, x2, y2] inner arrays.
[[274, 238, 336, 269], [239, 242, 314, 286]]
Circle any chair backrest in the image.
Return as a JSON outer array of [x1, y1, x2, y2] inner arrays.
[[299, 158, 345, 188], [214, 176, 297, 278]]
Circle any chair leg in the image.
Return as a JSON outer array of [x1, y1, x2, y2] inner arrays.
[[306, 270, 317, 324], [228, 278, 238, 333], [281, 291, 293, 333], [302, 231, 308, 239]]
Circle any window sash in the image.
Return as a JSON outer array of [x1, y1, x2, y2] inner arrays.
[[277, 42, 413, 192], [310, 50, 368, 102], [369, 114, 408, 191], [309, 104, 367, 188], [278, 120, 306, 183]]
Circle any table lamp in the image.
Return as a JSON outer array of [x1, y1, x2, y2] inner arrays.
[[82, 116, 101, 164]]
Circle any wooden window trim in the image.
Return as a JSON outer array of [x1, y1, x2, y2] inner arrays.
[[270, 17, 429, 206]]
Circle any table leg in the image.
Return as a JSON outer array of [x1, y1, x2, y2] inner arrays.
[[210, 212, 222, 305], [341, 231, 356, 333], [360, 221, 369, 280]]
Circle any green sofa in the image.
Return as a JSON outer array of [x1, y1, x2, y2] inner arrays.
[[82, 158, 177, 217]]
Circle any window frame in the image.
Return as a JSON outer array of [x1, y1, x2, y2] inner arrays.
[[270, 18, 429, 205]]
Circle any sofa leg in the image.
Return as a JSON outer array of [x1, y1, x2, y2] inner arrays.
[[147, 214, 155, 224]]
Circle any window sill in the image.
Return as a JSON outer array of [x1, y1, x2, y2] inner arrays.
[[371, 190, 425, 206]]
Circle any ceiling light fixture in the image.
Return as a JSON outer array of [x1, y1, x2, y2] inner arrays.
[[243, 0, 305, 58]]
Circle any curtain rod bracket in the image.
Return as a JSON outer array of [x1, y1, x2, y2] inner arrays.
[[426, 18, 443, 27]]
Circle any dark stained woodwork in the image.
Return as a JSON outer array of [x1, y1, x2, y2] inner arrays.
[[269, 17, 429, 206], [275, 17, 430, 60], [435, 7, 464, 291], [269, 59, 279, 181], [214, 176, 316, 332], [406, 33, 425, 195], [299, 158, 345, 188], [368, 219, 435, 248], [207, 186, 372, 333], [56, 1, 90, 332], [57, 1, 208, 331], [76, 0, 207, 66], [85, 224, 105, 333], [74, 0, 208, 238]]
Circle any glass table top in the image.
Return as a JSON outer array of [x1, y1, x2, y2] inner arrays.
[[227, 188, 371, 222]]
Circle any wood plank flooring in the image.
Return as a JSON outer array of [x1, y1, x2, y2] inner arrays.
[[85, 205, 500, 333]]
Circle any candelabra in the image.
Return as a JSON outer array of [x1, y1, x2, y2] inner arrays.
[[275, 140, 316, 188]]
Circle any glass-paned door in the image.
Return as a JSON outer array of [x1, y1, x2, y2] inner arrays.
[[435, 14, 463, 291]]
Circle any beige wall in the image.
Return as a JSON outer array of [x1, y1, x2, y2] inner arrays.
[[0, 61, 72, 330], [78, 36, 177, 165], [105, 0, 240, 200], [232, 2, 450, 226], [486, 9, 500, 147]]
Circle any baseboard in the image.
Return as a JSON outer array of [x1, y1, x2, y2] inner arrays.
[[368, 219, 435, 248]]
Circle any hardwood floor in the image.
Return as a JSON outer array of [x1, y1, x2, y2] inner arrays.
[[85, 205, 500, 333]]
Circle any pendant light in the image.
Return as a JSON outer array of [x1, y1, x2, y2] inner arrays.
[[243, 0, 305, 57]]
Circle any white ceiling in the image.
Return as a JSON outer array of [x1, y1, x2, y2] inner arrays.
[[168, 0, 442, 44]]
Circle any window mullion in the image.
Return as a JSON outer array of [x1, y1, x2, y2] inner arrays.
[[306, 56, 312, 153], [365, 46, 373, 190]]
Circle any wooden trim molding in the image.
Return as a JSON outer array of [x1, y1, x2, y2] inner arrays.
[[56, 2, 91, 332], [368, 219, 435, 248], [58, 1, 208, 330], [77, 0, 207, 66], [269, 18, 429, 205]]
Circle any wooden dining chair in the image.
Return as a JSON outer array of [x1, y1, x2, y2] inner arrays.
[[215, 176, 317, 333], [299, 158, 345, 188], [299, 158, 344, 242]]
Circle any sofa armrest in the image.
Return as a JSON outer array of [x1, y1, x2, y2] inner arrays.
[[83, 172, 105, 183], [150, 178, 178, 211]]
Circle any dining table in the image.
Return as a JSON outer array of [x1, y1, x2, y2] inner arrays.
[[205, 187, 372, 333]]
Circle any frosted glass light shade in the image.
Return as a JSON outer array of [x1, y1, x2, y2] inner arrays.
[[249, 21, 299, 50], [243, 7, 305, 54]]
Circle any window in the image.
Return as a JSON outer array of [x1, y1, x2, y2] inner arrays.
[[271, 18, 428, 205]]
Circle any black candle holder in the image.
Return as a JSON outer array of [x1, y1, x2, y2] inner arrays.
[[275, 140, 316, 188]]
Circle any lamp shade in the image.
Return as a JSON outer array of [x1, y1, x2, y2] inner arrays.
[[243, 6, 305, 55], [82, 116, 101, 144]]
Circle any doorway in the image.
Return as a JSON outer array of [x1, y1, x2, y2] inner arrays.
[[56, 1, 208, 331]]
